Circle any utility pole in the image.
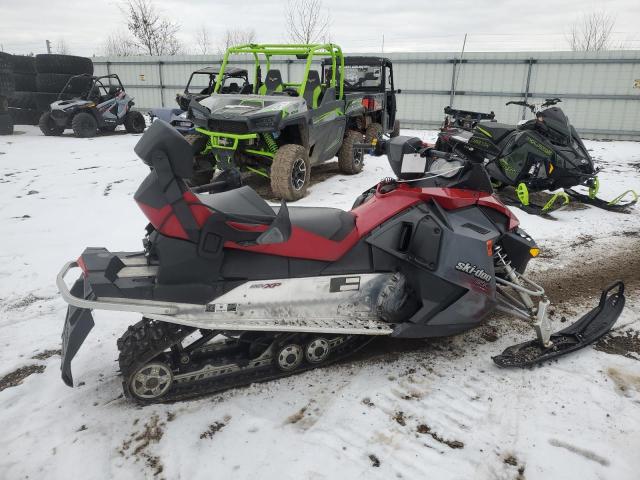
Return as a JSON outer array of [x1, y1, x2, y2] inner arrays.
[[381, 34, 385, 54], [46, 40, 51, 54]]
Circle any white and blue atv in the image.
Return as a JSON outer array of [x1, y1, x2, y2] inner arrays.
[[39, 74, 146, 138]]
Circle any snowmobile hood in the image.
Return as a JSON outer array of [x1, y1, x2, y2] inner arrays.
[[198, 93, 307, 118]]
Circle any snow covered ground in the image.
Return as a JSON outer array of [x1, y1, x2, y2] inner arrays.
[[0, 126, 639, 480]]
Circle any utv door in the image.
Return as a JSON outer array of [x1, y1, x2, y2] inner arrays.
[[308, 87, 347, 165]]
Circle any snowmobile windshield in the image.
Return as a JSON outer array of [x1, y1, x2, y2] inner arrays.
[[537, 107, 572, 146]]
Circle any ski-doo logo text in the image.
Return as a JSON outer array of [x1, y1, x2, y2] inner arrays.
[[455, 262, 492, 282], [250, 282, 282, 289]]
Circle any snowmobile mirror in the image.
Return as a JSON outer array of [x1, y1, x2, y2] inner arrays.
[[256, 200, 292, 245], [134, 120, 193, 179]]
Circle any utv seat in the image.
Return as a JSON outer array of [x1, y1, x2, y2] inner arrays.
[[475, 121, 516, 143], [259, 69, 284, 95], [301, 70, 323, 109]]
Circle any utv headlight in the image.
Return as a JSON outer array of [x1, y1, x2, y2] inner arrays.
[[254, 115, 278, 129]]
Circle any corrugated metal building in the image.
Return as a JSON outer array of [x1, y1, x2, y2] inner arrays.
[[93, 50, 640, 140]]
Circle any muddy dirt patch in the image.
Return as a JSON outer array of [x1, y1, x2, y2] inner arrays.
[[119, 415, 165, 477], [595, 330, 640, 360], [416, 424, 464, 449], [200, 421, 227, 439], [531, 237, 640, 305], [0, 365, 45, 392], [31, 349, 61, 360]]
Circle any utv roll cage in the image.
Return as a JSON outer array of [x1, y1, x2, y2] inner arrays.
[[185, 66, 249, 95], [213, 43, 345, 100], [58, 73, 126, 102]]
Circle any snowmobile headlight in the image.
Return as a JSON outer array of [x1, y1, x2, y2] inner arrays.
[[529, 248, 540, 257]]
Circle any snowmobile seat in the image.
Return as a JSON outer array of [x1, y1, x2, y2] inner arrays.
[[259, 70, 284, 95], [476, 122, 516, 143], [198, 188, 355, 240], [275, 206, 355, 241], [197, 186, 276, 223]]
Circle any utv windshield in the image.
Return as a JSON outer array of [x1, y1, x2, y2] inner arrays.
[[340, 64, 382, 90]]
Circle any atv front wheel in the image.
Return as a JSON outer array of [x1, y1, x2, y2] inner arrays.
[[38, 112, 64, 136], [338, 130, 365, 174], [124, 111, 146, 134], [71, 112, 97, 138], [271, 144, 310, 201]]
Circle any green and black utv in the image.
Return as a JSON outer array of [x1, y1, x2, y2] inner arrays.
[[187, 43, 399, 200], [322, 56, 401, 141]]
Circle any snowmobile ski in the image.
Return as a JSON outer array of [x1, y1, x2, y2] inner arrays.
[[499, 183, 570, 216], [565, 188, 637, 213], [493, 281, 625, 368]]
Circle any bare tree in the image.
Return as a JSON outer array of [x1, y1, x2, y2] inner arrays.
[[193, 26, 212, 55], [218, 28, 256, 53], [102, 31, 138, 56], [120, 0, 182, 55], [285, 0, 330, 44], [568, 12, 616, 51], [55, 39, 70, 54]]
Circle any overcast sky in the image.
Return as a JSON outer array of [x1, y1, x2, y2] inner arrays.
[[1, 0, 639, 56]]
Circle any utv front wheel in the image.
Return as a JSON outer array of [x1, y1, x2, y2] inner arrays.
[[71, 112, 97, 138], [271, 144, 310, 201], [124, 111, 146, 134], [338, 130, 365, 174], [38, 112, 64, 136]]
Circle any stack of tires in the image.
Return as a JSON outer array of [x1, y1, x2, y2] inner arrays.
[[8, 55, 39, 126], [5, 53, 94, 130], [0, 52, 15, 135]]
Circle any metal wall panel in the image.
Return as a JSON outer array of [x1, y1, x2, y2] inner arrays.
[[92, 50, 640, 140]]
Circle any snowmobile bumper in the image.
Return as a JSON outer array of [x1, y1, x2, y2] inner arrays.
[[493, 281, 625, 368]]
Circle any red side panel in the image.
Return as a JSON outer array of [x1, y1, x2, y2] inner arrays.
[[225, 187, 422, 262], [137, 191, 212, 241]]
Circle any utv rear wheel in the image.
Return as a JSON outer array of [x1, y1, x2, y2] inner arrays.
[[124, 110, 146, 134], [364, 122, 382, 144], [338, 129, 365, 174], [38, 112, 64, 136], [271, 144, 310, 201], [390, 119, 400, 138], [71, 112, 97, 138]]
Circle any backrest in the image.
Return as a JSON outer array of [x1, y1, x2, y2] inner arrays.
[[302, 70, 322, 109], [134, 120, 211, 242], [258, 69, 283, 95]]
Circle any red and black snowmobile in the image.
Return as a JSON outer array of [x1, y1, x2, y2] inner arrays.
[[57, 120, 625, 404]]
